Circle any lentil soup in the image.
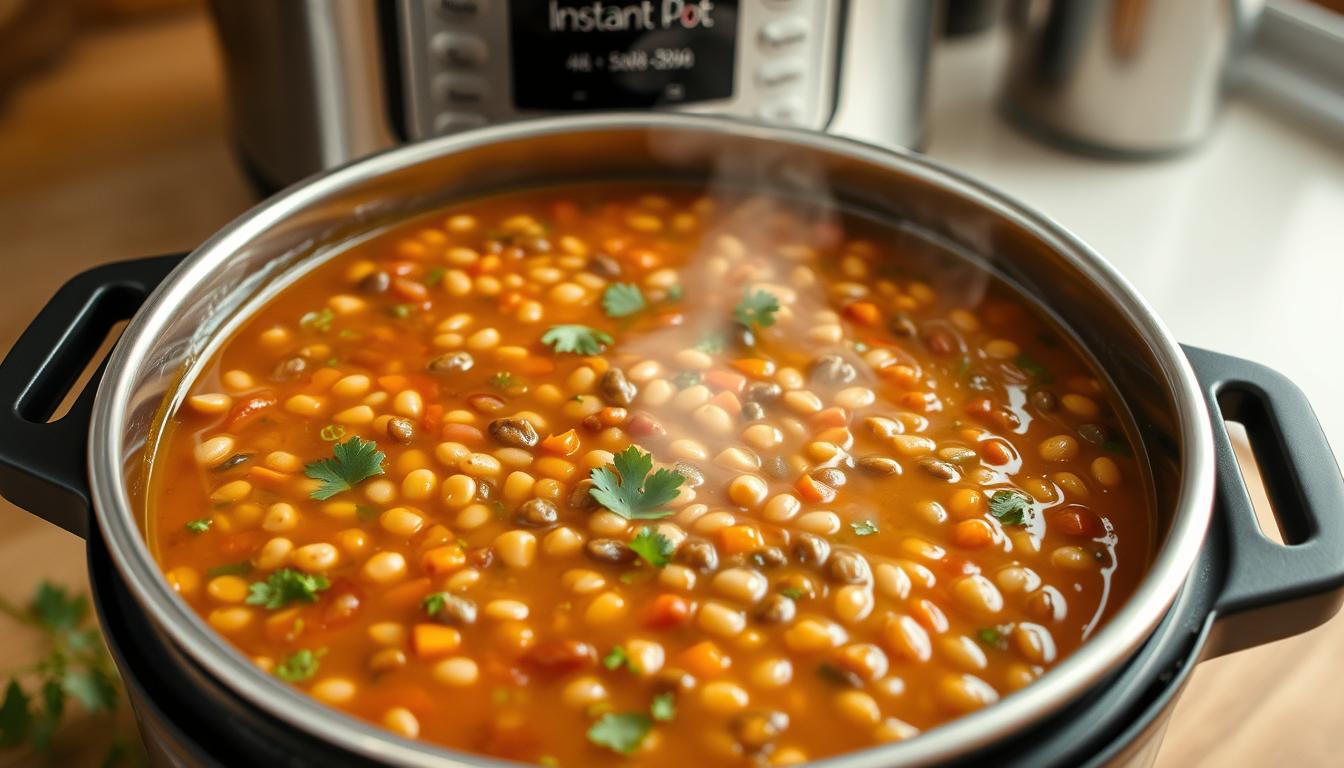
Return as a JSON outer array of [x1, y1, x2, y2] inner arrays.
[[146, 184, 1151, 766]]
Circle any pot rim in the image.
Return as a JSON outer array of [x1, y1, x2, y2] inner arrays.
[[88, 113, 1215, 767]]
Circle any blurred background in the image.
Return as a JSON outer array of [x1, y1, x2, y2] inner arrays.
[[0, 0, 1340, 765]]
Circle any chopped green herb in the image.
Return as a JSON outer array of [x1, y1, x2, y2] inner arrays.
[[205, 561, 251, 578], [538, 757, 559, 768], [602, 646, 629, 670], [629, 527, 675, 568], [185, 518, 212, 534], [779, 587, 804, 600], [490, 371, 515, 391], [356, 504, 380, 522], [541, 324, 613, 355], [851, 520, 879, 537], [246, 569, 330, 610], [391, 303, 415, 319], [977, 627, 1004, 647], [275, 648, 323, 683], [304, 437, 386, 500], [671, 370, 702, 389], [601, 283, 646, 318], [325, 357, 340, 367], [733, 289, 780, 330], [424, 266, 446, 286], [587, 712, 652, 755], [665, 284, 684, 301], [589, 446, 685, 521], [422, 592, 449, 618], [319, 424, 346, 442], [694, 332, 726, 354], [853, 341, 869, 353], [650, 692, 676, 722], [337, 328, 363, 340], [989, 490, 1030, 526], [299, 308, 334, 333], [1014, 353, 1050, 381], [618, 571, 640, 585]]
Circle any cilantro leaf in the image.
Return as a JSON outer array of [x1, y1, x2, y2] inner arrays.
[[422, 592, 448, 617], [588, 446, 685, 520], [989, 490, 1030, 526], [694, 332, 726, 354], [300, 308, 334, 333], [977, 627, 1005, 647], [602, 283, 646, 318], [851, 520, 879, 537], [425, 266, 446, 286], [246, 568, 331, 609], [541, 324, 614, 355], [275, 648, 323, 683], [1014, 353, 1051, 382], [733, 289, 780, 330], [650, 692, 676, 722], [779, 587, 804, 600], [185, 518, 212, 534], [490, 371, 515, 391], [0, 680, 30, 748], [587, 712, 652, 755], [602, 646, 629, 670], [62, 668, 118, 712], [29, 582, 87, 632], [671, 370, 702, 389], [629, 527, 675, 568], [304, 436, 386, 500]]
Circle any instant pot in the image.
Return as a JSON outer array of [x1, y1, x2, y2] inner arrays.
[[1, 115, 1342, 767], [206, 0, 936, 188]]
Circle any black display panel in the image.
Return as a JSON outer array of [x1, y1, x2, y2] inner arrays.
[[510, 0, 738, 110]]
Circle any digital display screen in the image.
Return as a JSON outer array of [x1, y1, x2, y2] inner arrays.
[[510, 0, 738, 110]]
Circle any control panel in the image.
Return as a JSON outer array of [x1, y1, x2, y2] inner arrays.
[[397, 0, 842, 138]]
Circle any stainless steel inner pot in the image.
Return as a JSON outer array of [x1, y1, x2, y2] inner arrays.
[[82, 114, 1217, 766]]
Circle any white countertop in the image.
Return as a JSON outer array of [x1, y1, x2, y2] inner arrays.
[[922, 34, 1344, 457]]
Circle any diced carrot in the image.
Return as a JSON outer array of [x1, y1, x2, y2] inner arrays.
[[843, 301, 883, 326], [730, 358, 777, 379], [677, 641, 729, 679], [541, 429, 581, 456], [378, 374, 409, 392], [645, 594, 692, 629], [441, 423, 485, 443], [979, 438, 1015, 465], [596, 408, 628, 427], [809, 406, 849, 430], [264, 608, 304, 643], [795, 474, 837, 504], [383, 577, 432, 612], [497, 291, 525, 311], [719, 525, 764, 555], [709, 390, 742, 416], [517, 356, 556, 376], [246, 466, 289, 490], [218, 531, 263, 557], [422, 545, 467, 576], [412, 624, 462, 659], [310, 367, 342, 391], [582, 356, 610, 374], [392, 278, 429, 303], [704, 369, 747, 394]]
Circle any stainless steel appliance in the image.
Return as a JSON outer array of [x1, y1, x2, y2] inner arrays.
[[1, 114, 1341, 767], [207, 0, 935, 189]]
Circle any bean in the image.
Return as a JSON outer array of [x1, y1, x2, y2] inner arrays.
[[587, 254, 622, 277], [827, 550, 872, 585], [856, 455, 901, 476], [585, 591, 628, 625], [882, 614, 931, 663], [271, 356, 308, 382], [427, 351, 474, 374], [488, 418, 538, 448], [514, 498, 558, 527], [562, 676, 609, 708], [382, 416, 414, 445], [755, 594, 796, 624], [494, 530, 536, 568], [833, 585, 875, 624], [754, 546, 787, 568], [784, 618, 846, 653], [701, 681, 750, 715], [744, 381, 782, 402], [1091, 456, 1121, 487], [1013, 622, 1058, 664], [522, 639, 598, 679], [835, 690, 881, 727], [433, 657, 479, 687], [750, 658, 794, 689], [383, 707, 419, 739], [732, 710, 789, 753], [194, 436, 237, 468], [291, 543, 339, 572], [428, 593, 477, 626], [677, 538, 719, 571], [918, 457, 961, 482], [791, 533, 830, 566], [699, 600, 747, 637], [953, 575, 1004, 615], [585, 538, 636, 564], [936, 674, 999, 714], [597, 367, 638, 406], [358, 270, 390, 293], [1039, 435, 1080, 463], [809, 354, 857, 385], [713, 568, 769, 603], [796, 511, 841, 535]]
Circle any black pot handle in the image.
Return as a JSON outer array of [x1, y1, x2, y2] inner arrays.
[[0, 254, 183, 539], [1184, 345, 1344, 657]]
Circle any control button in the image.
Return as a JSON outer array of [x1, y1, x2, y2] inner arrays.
[[758, 17, 808, 51], [757, 60, 805, 88], [435, 74, 488, 106], [757, 98, 806, 126], [436, 0, 482, 16], [434, 112, 489, 134], [432, 32, 488, 68]]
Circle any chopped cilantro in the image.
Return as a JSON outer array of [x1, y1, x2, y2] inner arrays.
[[424, 266, 446, 286], [601, 283, 646, 318], [356, 504, 380, 522], [304, 437, 386, 500], [602, 646, 629, 670], [589, 447, 685, 521], [185, 518, 212, 534], [671, 370, 702, 389], [391, 303, 415, 319], [299, 308, 333, 333], [275, 648, 323, 683], [779, 587, 804, 600], [587, 712, 652, 755], [541, 324, 613, 355], [205, 561, 251, 578], [665, 284, 684, 301], [733, 289, 780, 330], [490, 371, 515, 391], [318, 424, 346, 442], [694, 332, 726, 354], [989, 490, 1029, 526], [422, 592, 449, 617], [629, 527, 675, 568], [245, 569, 330, 610], [650, 692, 676, 722], [851, 520, 879, 536], [977, 627, 1004, 647]]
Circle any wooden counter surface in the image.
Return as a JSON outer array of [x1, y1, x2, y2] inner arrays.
[[0, 10, 1337, 766]]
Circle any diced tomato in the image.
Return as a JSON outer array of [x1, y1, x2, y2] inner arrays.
[[645, 594, 692, 629], [222, 391, 276, 430]]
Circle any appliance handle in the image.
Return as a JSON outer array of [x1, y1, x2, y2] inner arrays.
[[1184, 345, 1344, 657], [0, 254, 183, 539]]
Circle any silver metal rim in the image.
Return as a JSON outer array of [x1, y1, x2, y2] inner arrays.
[[88, 113, 1215, 767]]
